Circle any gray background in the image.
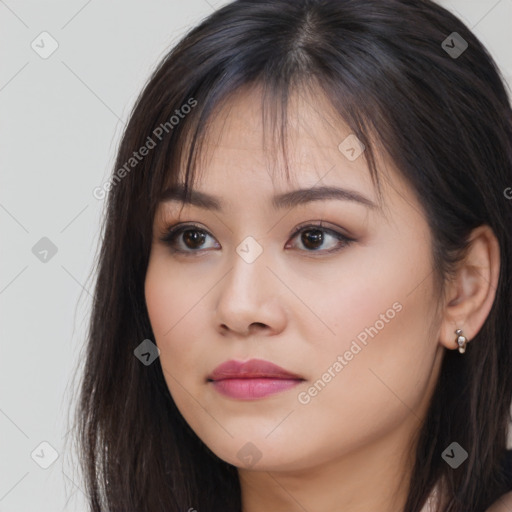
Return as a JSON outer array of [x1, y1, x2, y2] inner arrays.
[[1, 1, 511, 510]]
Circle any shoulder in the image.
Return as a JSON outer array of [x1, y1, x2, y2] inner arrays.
[[486, 448, 512, 511], [484, 491, 512, 512]]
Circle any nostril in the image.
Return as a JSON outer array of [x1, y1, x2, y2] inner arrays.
[[248, 322, 270, 333]]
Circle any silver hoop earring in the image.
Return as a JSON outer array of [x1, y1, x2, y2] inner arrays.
[[455, 329, 469, 354]]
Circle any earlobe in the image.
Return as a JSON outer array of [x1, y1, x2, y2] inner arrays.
[[438, 225, 501, 351]]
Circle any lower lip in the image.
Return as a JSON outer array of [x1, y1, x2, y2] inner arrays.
[[210, 378, 303, 400]]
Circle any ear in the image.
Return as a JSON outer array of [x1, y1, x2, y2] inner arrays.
[[439, 225, 501, 351]]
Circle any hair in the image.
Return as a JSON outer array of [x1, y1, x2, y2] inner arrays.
[[70, 0, 512, 510]]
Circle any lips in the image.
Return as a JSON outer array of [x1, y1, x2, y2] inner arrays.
[[207, 358, 305, 400], [207, 358, 304, 381]]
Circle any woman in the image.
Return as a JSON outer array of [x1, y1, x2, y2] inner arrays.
[[72, 0, 512, 510]]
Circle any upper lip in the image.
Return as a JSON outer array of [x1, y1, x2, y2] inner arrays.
[[208, 358, 304, 381]]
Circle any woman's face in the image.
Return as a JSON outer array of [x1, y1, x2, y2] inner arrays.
[[145, 86, 445, 474]]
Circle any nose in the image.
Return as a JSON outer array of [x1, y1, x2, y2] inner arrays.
[[214, 248, 287, 337]]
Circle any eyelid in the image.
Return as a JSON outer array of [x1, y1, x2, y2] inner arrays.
[[288, 220, 354, 240], [158, 222, 216, 246]]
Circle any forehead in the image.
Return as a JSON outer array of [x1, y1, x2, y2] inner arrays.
[[174, 83, 381, 199]]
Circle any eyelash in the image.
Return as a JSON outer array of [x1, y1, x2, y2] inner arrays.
[[158, 221, 355, 256]]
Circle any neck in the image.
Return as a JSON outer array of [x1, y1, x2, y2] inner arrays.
[[238, 414, 420, 512]]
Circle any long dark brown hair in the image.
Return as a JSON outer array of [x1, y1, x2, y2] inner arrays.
[[68, 0, 512, 510]]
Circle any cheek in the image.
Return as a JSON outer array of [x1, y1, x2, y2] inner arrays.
[[145, 252, 206, 338], [144, 251, 212, 385], [273, 262, 439, 468], [144, 264, 176, 339], [326, 288, 434, 395], [300, 226, 438, 410]]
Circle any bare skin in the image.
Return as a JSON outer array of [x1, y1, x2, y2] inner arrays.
[[486, 491, 512, 512], [144, 84, 501, 512]]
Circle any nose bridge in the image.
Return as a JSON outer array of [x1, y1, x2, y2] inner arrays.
[[225, 235, 269, 302], [215, 235, 284, 334]]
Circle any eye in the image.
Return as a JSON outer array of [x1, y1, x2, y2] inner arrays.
[[158, 221, 355, 255], [159, 223, 219, 254], [285, 222, 355, 254]]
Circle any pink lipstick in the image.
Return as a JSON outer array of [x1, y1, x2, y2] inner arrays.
[[207, 358, 304, 400]]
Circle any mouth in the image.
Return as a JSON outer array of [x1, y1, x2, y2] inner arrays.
[[207, 358, 305, 400], [208, 357, 304, 380], [209, 377, 304, 400]]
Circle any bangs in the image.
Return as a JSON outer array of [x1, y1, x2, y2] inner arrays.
[[154, 74, 387, 218]]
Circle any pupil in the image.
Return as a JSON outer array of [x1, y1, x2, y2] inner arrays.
[[303, 229, 323, 249], [184, 230, 205, 249]]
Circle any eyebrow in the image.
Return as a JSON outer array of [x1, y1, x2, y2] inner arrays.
[[160, 183, 377, 210]]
